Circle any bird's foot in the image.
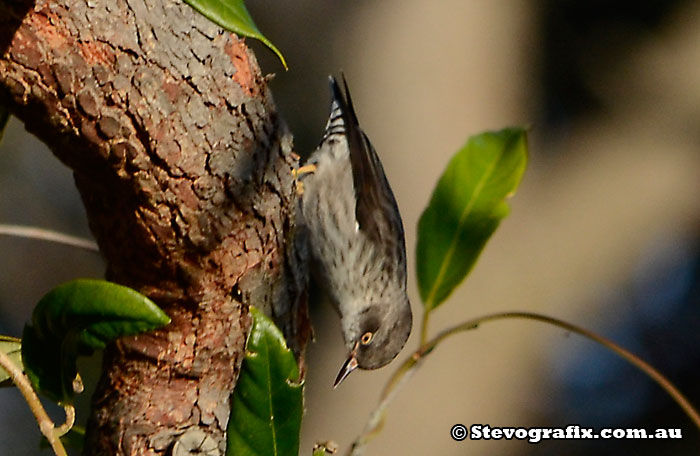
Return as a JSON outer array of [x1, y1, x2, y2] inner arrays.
[[292, 164, 317, 179]]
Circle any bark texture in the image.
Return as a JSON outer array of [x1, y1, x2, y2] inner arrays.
[[0, 0, 309, 454]]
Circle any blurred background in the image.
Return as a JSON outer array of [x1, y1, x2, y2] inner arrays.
[[1, 0, 699, 454]]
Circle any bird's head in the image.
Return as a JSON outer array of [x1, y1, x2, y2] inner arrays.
[[334, 297, 412, 387]]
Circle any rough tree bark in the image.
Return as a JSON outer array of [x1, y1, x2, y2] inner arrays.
[[0, 0, 309, 454]]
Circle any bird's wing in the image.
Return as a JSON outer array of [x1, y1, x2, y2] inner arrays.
[[329, 75, 406, 270]]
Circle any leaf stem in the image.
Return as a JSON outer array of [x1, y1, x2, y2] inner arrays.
[[56, 404, 76, 437], [0, 347, 67, 456], [0, 224, 99, 252], [349, 311, 700, 455], [419, 307, 430, 346]]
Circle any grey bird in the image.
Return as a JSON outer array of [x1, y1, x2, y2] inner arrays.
[[298, 75, 412, 387]]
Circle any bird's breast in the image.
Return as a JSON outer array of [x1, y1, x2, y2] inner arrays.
[[300, 151, 378, 308]]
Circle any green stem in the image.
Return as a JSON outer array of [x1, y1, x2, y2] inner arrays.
[[349, 311, 700, 455], [419, 307, 430, 346], [0, 346, 67, 456], [0, 224, 98, 252]]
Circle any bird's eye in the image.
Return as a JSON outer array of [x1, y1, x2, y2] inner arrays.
[[360, 331, 374, 345]]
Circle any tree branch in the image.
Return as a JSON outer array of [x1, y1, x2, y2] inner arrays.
[[0, 0, 309, 453]]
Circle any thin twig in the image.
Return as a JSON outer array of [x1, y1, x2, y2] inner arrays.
[[0, 224, 99, 252], [349, 311, 700, 455], [55, 404, 76, 437], [0, 347, 67, 456], [419, 310, 430, 346]]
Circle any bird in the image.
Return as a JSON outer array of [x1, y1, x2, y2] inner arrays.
[[297, 75, 412, 387]]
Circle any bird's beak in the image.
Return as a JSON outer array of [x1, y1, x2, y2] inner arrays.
[[334, 343, 359, 388]]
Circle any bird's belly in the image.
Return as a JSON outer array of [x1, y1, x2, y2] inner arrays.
[[300, 156, 373, 314]]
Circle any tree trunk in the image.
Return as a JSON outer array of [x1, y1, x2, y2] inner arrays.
[[0, 0, 309, 454]]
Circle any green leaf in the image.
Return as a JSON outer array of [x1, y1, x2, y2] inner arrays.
[[227, 307, 303, 456], [0, 104, 9, 145], [30, 279, 171, 349], [183, 0, 287, 69], [22, 279, 171, 403], [416, 127, 528, 311], [0, 335, 22, 387]]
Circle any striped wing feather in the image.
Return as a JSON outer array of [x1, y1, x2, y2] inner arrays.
[[329, 76, 407, 276]]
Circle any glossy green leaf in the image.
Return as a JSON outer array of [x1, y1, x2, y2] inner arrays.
[[0, 335, 22, 387], [30, 279, 171, 349], [22, 279, 171, 403], [227, 307, 303, 456], [21, 325, 75, 404], [0, 105, 9, 145], [417, 127, 528, 311], [183, 0, 287, 69]]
